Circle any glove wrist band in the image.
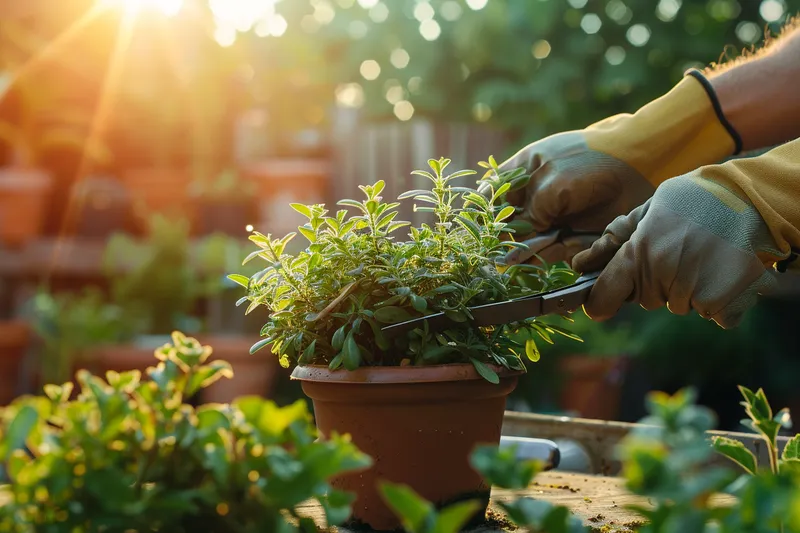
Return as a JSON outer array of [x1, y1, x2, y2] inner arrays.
[[684, 68, 743, 155]]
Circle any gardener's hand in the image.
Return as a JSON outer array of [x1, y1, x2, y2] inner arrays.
[[571, 169, 792, 328], [483, 70, 741, 266]]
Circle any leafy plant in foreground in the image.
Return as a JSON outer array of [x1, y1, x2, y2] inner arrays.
[[0, 332, 371, 532], [231, 157, 580, 382], [379, 443, 585, 533], [618, 387, 800, 533], [711, 385, 800, 476]]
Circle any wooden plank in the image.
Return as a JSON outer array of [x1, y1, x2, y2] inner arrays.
[[0, 238, 252, 278], [502, 411, 789, 476], [295, 471, 733, 532]]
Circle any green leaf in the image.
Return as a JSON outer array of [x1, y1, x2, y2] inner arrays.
[[298, 226, 317, 243], [343, 331, 361, 370], [299, 340, 317, 365], [332, 326, 347, 351], [379, 482, 433, 533], [329, 352, 344, 370], [2, 405, 38, 460], [525, 339, 540, 362], [410, 294, 428, 313], [398, 189, 437, 200], [373, 306, 413, 324], [544, 324, 583, 342], [432, 500, 481, 533], [471, 358, 499, 384], [774, 407, 792, 429], [503, 220, 534, 235], [783, 434, 800, 460], [227, 274, 250, 288], [711, 436, 758, 475], [455, 215, 482, 243], [495, 205, 515, 223], [321, 488, 356, 527], [250, 338, 272, 354], [470, 444, 540, 489], [290, 203, 313, 217], [780, 457, 800, 475]]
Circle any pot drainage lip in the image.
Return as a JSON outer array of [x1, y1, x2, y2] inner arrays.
[[290, 364, 523, 384]]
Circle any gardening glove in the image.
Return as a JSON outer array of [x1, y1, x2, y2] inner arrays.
[[571, 139, 800, 329], [483, 70, 742, 266]]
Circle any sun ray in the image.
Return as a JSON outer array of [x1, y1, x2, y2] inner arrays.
[[1, 4, 106, 88], [50, 6, 141, 277]]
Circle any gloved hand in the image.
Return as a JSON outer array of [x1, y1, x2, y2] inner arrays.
[[572, 139, 800, 328], [482, 70, 742, 265]]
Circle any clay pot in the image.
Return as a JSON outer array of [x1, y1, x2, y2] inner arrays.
[[242, 159, 329, 237], [120, 167, 191, 232], [557, 355, 627, 420], [0, 168, 52, 248], [0, 320, 31, 405], [198, 335, 278, 403], [292, 364, 520, 531]]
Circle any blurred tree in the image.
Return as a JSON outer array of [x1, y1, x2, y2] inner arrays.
[[281, 0, 799, 154]]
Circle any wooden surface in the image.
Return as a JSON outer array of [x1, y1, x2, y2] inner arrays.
[[296, 471, 733, 532], [503, 411, 791, 476]]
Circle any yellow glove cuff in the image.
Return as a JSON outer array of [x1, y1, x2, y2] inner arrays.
[[583, 70, 742, 186], [699, 139, 800, 260]]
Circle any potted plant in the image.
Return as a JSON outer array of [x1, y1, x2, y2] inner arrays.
[[230, 157, 580, 530], [0, 72, 110, 248], [0, 318, 30, 405], [27, 286, 144, 387], [188, 168, 257, 237], [0, 332, 372, 530]]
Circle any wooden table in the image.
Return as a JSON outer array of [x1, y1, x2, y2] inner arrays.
[[296, 471, 735, 532]]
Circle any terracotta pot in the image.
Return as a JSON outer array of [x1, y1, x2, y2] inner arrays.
[[120, 167, 191, 231], [198, 335, 278, 403], [557, 355, 627, 421], [0, 320, 31, 405], [0, 168, 52, 248], [292, 364, 520, 531], [243, 159, 329, 237]]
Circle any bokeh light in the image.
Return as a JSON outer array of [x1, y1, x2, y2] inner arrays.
[[390, 48, 410, 69], [465, 0, 488, 10], [627, 23, 652, 46], [605, 45, 626, 65], [414, 2, 435, 21], [393, 100, 415, 121], [440, 1, 463, 21], [656, 0, 682, 22], [369, 3, 389, 23], [760, 0, 785, 22], [335, 83, 365, 108], [580, 14, 602, 34], [359, 59, 381, 80], [472, 102, 492, 122], [419, 19, 441, 40], [531, 40, 552, 59]]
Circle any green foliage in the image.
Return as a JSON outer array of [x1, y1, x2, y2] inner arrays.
[[104, 215, 200, 335], [379, 482, 481, 533], [189, 168, 257, 201], [618, 387, 800, 532], [383, 442, 585, 533], [0, 332, 371, 532], [304, 0, 795, 146], [233, 157, 579, 378], [712, 386, 798, 477], [27, 287, 143, 384]]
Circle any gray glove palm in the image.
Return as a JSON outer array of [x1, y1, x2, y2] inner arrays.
[[571, 174, 782, 329]]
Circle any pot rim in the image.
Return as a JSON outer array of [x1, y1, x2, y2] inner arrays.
[[290, 363, 523, 384]]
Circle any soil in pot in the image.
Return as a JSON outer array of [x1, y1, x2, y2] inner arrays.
[[292, 364, 520, 531], [0, 320, 31, 404], [558, 355, 627, 421], [0, 168, 52, 248]]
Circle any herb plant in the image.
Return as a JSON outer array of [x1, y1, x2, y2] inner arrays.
[[618, 387, 800, 533], [0, 332, 371, 532], [379, 443, 586, 533], [712, 385, 800, 477], [231, 157, 580, 382]]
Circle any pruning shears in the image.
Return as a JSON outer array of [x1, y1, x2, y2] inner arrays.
[[380, 228, 604, 339]]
